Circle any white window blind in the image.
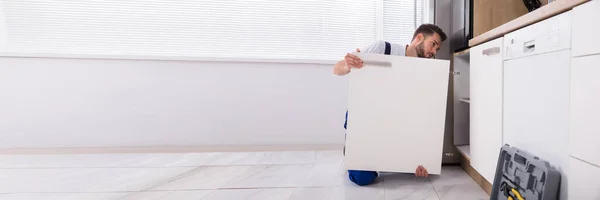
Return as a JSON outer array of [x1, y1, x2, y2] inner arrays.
[[0, 0, 429, 63], [383, 0, 424, 45]]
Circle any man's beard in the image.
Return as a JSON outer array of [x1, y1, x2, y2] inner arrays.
[[415, 42, 427, 58]]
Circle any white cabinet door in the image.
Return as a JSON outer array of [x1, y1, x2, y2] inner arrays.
[[470, 37, 504, 183], [569, 156, 600, 200], [573, 0, 600, 57], [344, 53, 450, 175], [570, 55, 600, 167]]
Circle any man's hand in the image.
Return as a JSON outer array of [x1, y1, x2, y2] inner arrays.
[[333, 48, 363, 76], [344, 48, 363, 70], [415, 165, 428, 178]]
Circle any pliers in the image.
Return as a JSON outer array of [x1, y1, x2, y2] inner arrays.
[[508, 188, 525, 200], [501, 182, 525, 200]]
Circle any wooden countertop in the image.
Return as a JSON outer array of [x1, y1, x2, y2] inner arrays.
[[468, 0, 590, 47]]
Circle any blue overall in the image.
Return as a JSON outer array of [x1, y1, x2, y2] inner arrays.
[[342, 41, 390, 186]]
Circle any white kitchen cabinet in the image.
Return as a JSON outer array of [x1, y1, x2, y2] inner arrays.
[[570, 55, 600, 167], [469, 37, 504, 183], [572, 0, 600, 57], [568, 156, 600, 200]]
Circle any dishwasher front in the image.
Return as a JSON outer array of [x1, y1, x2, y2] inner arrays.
[[502, 11, 572, 200]]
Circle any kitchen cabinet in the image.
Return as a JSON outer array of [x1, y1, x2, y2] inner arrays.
[[570, 55, 600, 167], [453, 0, 600, 196], [469, 37, 504, 183], [568, 156, 600, 200], [453, 51, 470, 147], [572, 0, 600, 57]]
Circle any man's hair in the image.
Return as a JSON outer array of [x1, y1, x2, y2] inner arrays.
[[412, 24, 447, 42]]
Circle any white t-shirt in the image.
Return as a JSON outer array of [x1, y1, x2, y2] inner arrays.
[[361, 40, 407, 56]]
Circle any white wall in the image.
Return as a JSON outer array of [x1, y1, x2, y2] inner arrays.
[[0, 57, 348, 149]]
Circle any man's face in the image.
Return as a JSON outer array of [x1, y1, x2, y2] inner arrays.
[[415, 33, 442, 58]]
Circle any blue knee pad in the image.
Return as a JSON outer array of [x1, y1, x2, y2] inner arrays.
[[348, 170, 378, 186]]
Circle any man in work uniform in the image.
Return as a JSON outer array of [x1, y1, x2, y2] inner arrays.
[[332, 23, 447, 186]]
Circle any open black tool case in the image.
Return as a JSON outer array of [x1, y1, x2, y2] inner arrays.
[[490, 145, 561, 200]]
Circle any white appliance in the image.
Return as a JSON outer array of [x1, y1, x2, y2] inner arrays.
[[344, 53, 450, 175], [502, 11, 572, 199]]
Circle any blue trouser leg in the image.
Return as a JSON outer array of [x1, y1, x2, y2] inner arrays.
[[344, 110, 348, 155], [348, 170, 378, 186], [344, 110, 348, 130]]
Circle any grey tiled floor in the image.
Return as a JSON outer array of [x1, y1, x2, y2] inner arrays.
[[0, 151, 489, 200]]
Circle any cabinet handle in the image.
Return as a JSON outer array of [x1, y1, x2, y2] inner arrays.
[[482, 47, 500, 56], [363, 61, 392, 67]]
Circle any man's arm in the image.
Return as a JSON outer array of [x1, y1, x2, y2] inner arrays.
[[333, 59, 351, 76], [332, 41, 385, 76], [333, 48, 362, 76]]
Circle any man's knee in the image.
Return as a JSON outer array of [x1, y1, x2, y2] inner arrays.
[[348, 170, 378, 186]]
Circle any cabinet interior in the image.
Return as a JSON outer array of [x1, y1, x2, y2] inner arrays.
[[452, 50, 471, 159]]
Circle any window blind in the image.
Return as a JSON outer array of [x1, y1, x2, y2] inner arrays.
[[383, 0, 424, 45], [0, 0, 428, 62]]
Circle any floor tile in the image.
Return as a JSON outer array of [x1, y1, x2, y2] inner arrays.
[[259, 151, 318, 165], [0, 167, 194, 193], [428, 166, 488, 200], [0, 151, 491, 200], [300, 163, 343, 187], [221, 165, 313, 188], [428, 166, 476, 187], [0, 153, 219, 168], [288, 187, 332, 200], [381, 173, 438, 200], [0, 191, 215, 200], [315, 150, 344, 164], [157, 190, 215, 200], [0, 151, 336, 168], [200, 189, 259, 200], [0, 193, 126, 200], [120, 190, 214, 200], [202, 188, 294, 200], [0, 154, 144, 168], [203, 152, 266, 166], [151, 166, 252, 190], [329, 185, 385, 200], [118, 191, 171, 200], [433, 183, 488, 200]]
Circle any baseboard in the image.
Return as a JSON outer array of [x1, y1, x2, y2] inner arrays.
[[0, 144, 344, 155], [459, 152, 493, 196]]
